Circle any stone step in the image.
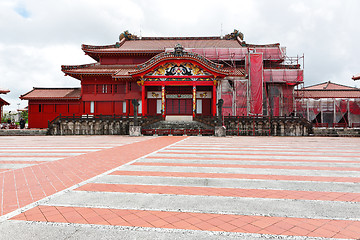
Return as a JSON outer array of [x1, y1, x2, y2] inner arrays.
[[144, 120, 213, 130]]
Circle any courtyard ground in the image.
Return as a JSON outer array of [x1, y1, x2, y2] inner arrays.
[[0, 135, 359, 239]]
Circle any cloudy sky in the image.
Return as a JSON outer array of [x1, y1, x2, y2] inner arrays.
[[1, 0, 359, 110]]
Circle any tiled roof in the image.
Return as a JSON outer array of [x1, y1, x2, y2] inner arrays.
[[20, 88, 81, 100], [62, 63, 136, 75], [296, 90, 360, 99], [296, 82, 360, 98], [0, 97, 9, 105], [114, 66, 137, 77], [83, 38, 242, 53], [222, 67, 245, 76], [353, 74, 360, 80], [0, 88, 10, 94], [62, 64, 137, 80], [119, 39, 242, 51], [302, 81, 357, 90]]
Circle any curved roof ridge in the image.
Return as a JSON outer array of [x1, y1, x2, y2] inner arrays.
[[61, 63, 99, 71], [130, 49, 228, 77], [245, 43, 280, 48]]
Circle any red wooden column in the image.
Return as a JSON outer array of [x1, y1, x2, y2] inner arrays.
[[161, 85, 165, 118], [212, 82, 217, 116], [192, 85, 196, 118], [141, 85, 146, 116]]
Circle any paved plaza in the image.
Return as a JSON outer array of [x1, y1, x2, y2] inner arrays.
[[0, 135, 359, 239]]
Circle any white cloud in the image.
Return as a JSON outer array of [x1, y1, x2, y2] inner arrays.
[[1, 0, 360, 110]]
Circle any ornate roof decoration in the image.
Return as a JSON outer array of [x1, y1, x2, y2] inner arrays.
[[147, 62, 212, 77], [174, 44, 184, 57], [224, 29, 244, 41], [119, 30, 139, 41]]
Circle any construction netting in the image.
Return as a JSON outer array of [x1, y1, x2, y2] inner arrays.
[[165, 47, 285, 61], [296, 98, 360, 127], [263, 69, 303, 83], [235, 80, 248, 115], [220, 79, 296, 117], [220, 80, 234, 116], [249, 53, 263, 115], [266, 84, 294, 116]]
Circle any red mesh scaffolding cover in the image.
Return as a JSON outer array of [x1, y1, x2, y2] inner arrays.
[[221, 80, 233, 116], [249, 53, 263, 115], [273, 96, 280, 116], [264, 69, 303, 83], [282, 85, 294, 114], [222, 94, 233, 116], [337, 100, 348, 113], [185, 47, 284, 61], [350, 101, 360, 114], [235, 81, 247, 115], [189, 48, 247, 60]]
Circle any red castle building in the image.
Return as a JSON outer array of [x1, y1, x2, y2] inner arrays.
[[21, 30, 303, 129]]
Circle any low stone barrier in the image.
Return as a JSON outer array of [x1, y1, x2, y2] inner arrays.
[[223, 116, 312, 136], [0, 129, 47, 136], [48, 119, 130, 135], [313, 127, 360, 137]]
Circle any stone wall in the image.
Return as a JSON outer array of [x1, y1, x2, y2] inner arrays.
[[224, 116, 312, 136], [0, 129, 47, 136], [313, 127, 360, 137], [48, 119, 131, 135]]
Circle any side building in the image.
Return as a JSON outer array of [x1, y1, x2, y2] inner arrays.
[[0, 88, 10, 123], [296, 81, 360, 128], [20, 30, 304, 129]]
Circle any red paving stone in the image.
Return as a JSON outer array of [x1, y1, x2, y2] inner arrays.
[[110, 170, 360, 183], [0, 161, 46, 164], [131, 161, 360, 172], [3, 136, 360, 239], [0, 151, 89, 153], [0, 155, 71, 159], [11, 205, 360, 239], [0, 136, 186, 216], [75, 183, 360, 202]]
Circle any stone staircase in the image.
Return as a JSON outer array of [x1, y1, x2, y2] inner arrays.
[[141, 120, 214, 136]]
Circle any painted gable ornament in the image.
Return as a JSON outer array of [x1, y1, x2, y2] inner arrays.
[[148, 62, 211, 77]]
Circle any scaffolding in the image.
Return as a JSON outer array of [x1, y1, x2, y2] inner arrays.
[[296, 98, 360, 128]]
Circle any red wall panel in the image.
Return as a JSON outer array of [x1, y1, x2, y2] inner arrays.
[[114, 101, 124, 115], [96, 102, 113, 115], [69, 104, 80, 113], [202, 99, 211, 116], [147, 99, 157, 115], [56, 104, 68, 113]]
